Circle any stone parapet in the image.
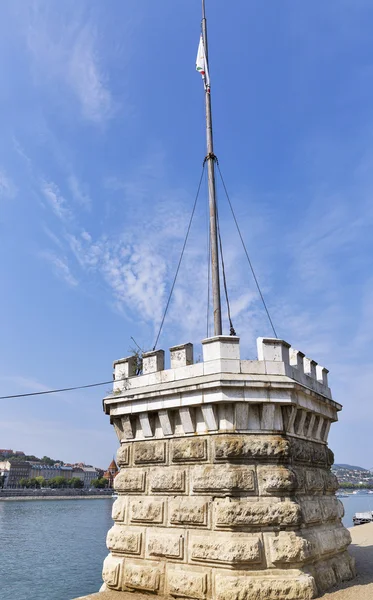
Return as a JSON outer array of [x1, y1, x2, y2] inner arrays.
[[102, 337, 354, 599]]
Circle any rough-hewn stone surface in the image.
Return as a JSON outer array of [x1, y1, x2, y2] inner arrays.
[[101, 434, 355, 597], [100, 337, 354, 598]]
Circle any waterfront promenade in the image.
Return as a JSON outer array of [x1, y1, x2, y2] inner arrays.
[[76, 523, 373, 600]]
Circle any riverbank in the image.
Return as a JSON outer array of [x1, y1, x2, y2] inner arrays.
[[1, 495, 112, 501], [75, 524, 373, 600], [0, 489, 112, 501]]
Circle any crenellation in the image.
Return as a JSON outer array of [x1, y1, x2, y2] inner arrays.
[[257, 337, 291, 363], [316, 365, 329, 387], [289, 348, 305, 372], [113, 356, 137, 380], [170, 343, 194, 369], [102, 336, 353, 598], [304, 357, 318, 380], [142, 350, 165, 374]]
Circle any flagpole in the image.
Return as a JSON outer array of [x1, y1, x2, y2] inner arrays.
[[202, 0, 222, 336]]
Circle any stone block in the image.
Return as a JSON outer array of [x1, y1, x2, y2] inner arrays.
[[268, 531, 313, 564], [202, 335, 240, 361], [142, 350, 165, 374], [113, 356, 137, 380], [192, 465, 255, 494], [129, 498, 164, 524], [106, 525, 143, 556], [167, 566, 208, 600], [169, 497, 209, 527], [112, 497, 126, 522], [305, 469, 324, 493], [179, 406, 196, 434], [313, 564, 337, 593], [214, 573, 316, 600], [331, 551, 356, 583], [172, 438, 207, 462], [102, 555, 124, 591], [114, 469, 146, 493], [300, 499, 322, 525], [150, 467, 186, 493], [191, 532, 262, 565], [134, 441, 166, 464], [116, 444, 130, 467], [201, 404, 218, 430], [147, 529, 184, 559], [124, 562, 161, 592], [322, 470, 339, 493], [170, 343, 194, 368], [316, 365, 329, 386], [138, 412, 154, 438], [304, 357, 317, 380], [257, 337, 291, 363], [215, 499, 301, 528], [158, 409, 174, 436], [203, 358, 241, 375], [289, 348, 305, 371], [214, 435, 290, 461], [257, 466, 297, 495], [321, 496, 344, 521]]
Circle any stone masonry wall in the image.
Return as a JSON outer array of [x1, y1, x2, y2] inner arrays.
[[102, 337, 355, 599]]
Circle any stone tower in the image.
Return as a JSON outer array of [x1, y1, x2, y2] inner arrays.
[[101, 336, 355, 599]]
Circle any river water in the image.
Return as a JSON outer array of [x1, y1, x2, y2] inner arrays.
[[1, 494, 373, 600], [0, 499, 113, 600]]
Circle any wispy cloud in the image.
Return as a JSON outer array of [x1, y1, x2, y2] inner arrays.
[[20, 2, 116, 125], [68, 25, 115, 124], [41, 180, 72, 221], [0, 169, 17, 199], [40, 250, 78, 287], [68, 175, 91, 209]]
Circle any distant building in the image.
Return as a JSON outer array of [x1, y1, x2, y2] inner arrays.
[[0, 449, 13, 456], [6, 461, 31, 487], [30, 465, 63, 481], [72, 467, 85, 482], [60, 466, 73, 480], [82, 467, 99, 487], [0, 461, 10, 487], [104, 460, 118, 487]]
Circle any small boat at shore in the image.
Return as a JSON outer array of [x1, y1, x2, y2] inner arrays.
[[336, 492, 350, 498], [353, 511, 373, 525], [111, 493, 118, 499]]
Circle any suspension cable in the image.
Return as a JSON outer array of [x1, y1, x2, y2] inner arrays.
[[152, 164, 206, 350], [216, 163, 278, 338]]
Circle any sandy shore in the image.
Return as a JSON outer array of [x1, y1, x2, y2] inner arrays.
[[75, 523, 373, 600]]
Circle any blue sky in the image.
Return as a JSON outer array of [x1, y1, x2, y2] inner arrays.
[[0, 0, 372, 469]]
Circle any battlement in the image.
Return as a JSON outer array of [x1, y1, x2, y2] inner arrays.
[[112, 336, 331, 399], [106, 336, 339, 447]]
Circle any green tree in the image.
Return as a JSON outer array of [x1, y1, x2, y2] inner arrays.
[[91, 477, 108, 489], [70, 477, 84, 489], [19, 478, 29, 488], [35, 476, 46, 488], [48, 476, 69, 488]]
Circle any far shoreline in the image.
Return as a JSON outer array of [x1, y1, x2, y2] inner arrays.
[[0, 495, 113, 502]]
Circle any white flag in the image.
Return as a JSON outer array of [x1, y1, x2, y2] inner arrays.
[[196, 35, 210, 93]]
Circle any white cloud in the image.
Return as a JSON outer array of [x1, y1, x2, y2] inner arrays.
[[68, 175, 92, 209], [40, 251, 78, 287], [68, 25, 115, 124], [20, 2, 116, 125], [41, 180, 72, 221], [0, 169, 17, 199]]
